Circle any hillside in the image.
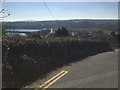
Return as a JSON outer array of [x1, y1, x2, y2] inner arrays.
[[2, 19, 118, 32]]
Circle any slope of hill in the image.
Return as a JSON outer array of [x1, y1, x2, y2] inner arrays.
[[2, 19, 118, 31]]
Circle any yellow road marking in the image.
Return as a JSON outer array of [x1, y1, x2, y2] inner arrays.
[[41, 71, 68, 89], [39, 70, 65, 88], [35, 70, 68, 90]]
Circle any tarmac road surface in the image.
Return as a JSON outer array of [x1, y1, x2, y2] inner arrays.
[[27, 49, 118, 88]]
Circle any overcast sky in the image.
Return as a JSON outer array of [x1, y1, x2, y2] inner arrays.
[[2, 2, 118, 21]]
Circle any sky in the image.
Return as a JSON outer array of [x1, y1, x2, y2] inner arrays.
[[1, 0, 120, 2], [2, 2, 118, 21]]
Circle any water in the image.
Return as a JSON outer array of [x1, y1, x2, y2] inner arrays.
[[6, 29, 41, 36], [6, 29, 41, 32]]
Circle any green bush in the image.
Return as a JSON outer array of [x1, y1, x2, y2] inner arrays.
[[2, 37, 113, 88]]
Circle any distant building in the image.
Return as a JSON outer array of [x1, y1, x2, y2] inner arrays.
[[69, 31, 78, 37], [40, 28, 58, 38]]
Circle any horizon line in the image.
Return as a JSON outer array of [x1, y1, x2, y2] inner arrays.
[[2, 18, 118, 22]]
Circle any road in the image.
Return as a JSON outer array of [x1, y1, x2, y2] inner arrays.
[[26, 49, 118, 88]]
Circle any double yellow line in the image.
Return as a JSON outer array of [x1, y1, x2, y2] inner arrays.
[[35, 70, 68, 90]]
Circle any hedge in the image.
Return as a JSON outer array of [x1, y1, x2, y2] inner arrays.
[[2, 37, 113, 88]]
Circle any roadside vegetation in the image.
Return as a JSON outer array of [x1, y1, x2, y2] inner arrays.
[[2, 27, 118, 88]]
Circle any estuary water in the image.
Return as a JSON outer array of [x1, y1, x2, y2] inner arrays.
[[6, 29, 41, 36]]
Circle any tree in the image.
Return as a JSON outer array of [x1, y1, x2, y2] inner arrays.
[[55, 27, 69, 37], [110, 31, 116, 37]]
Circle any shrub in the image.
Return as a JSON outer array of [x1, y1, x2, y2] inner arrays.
[[2, 37, 113, 88]]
